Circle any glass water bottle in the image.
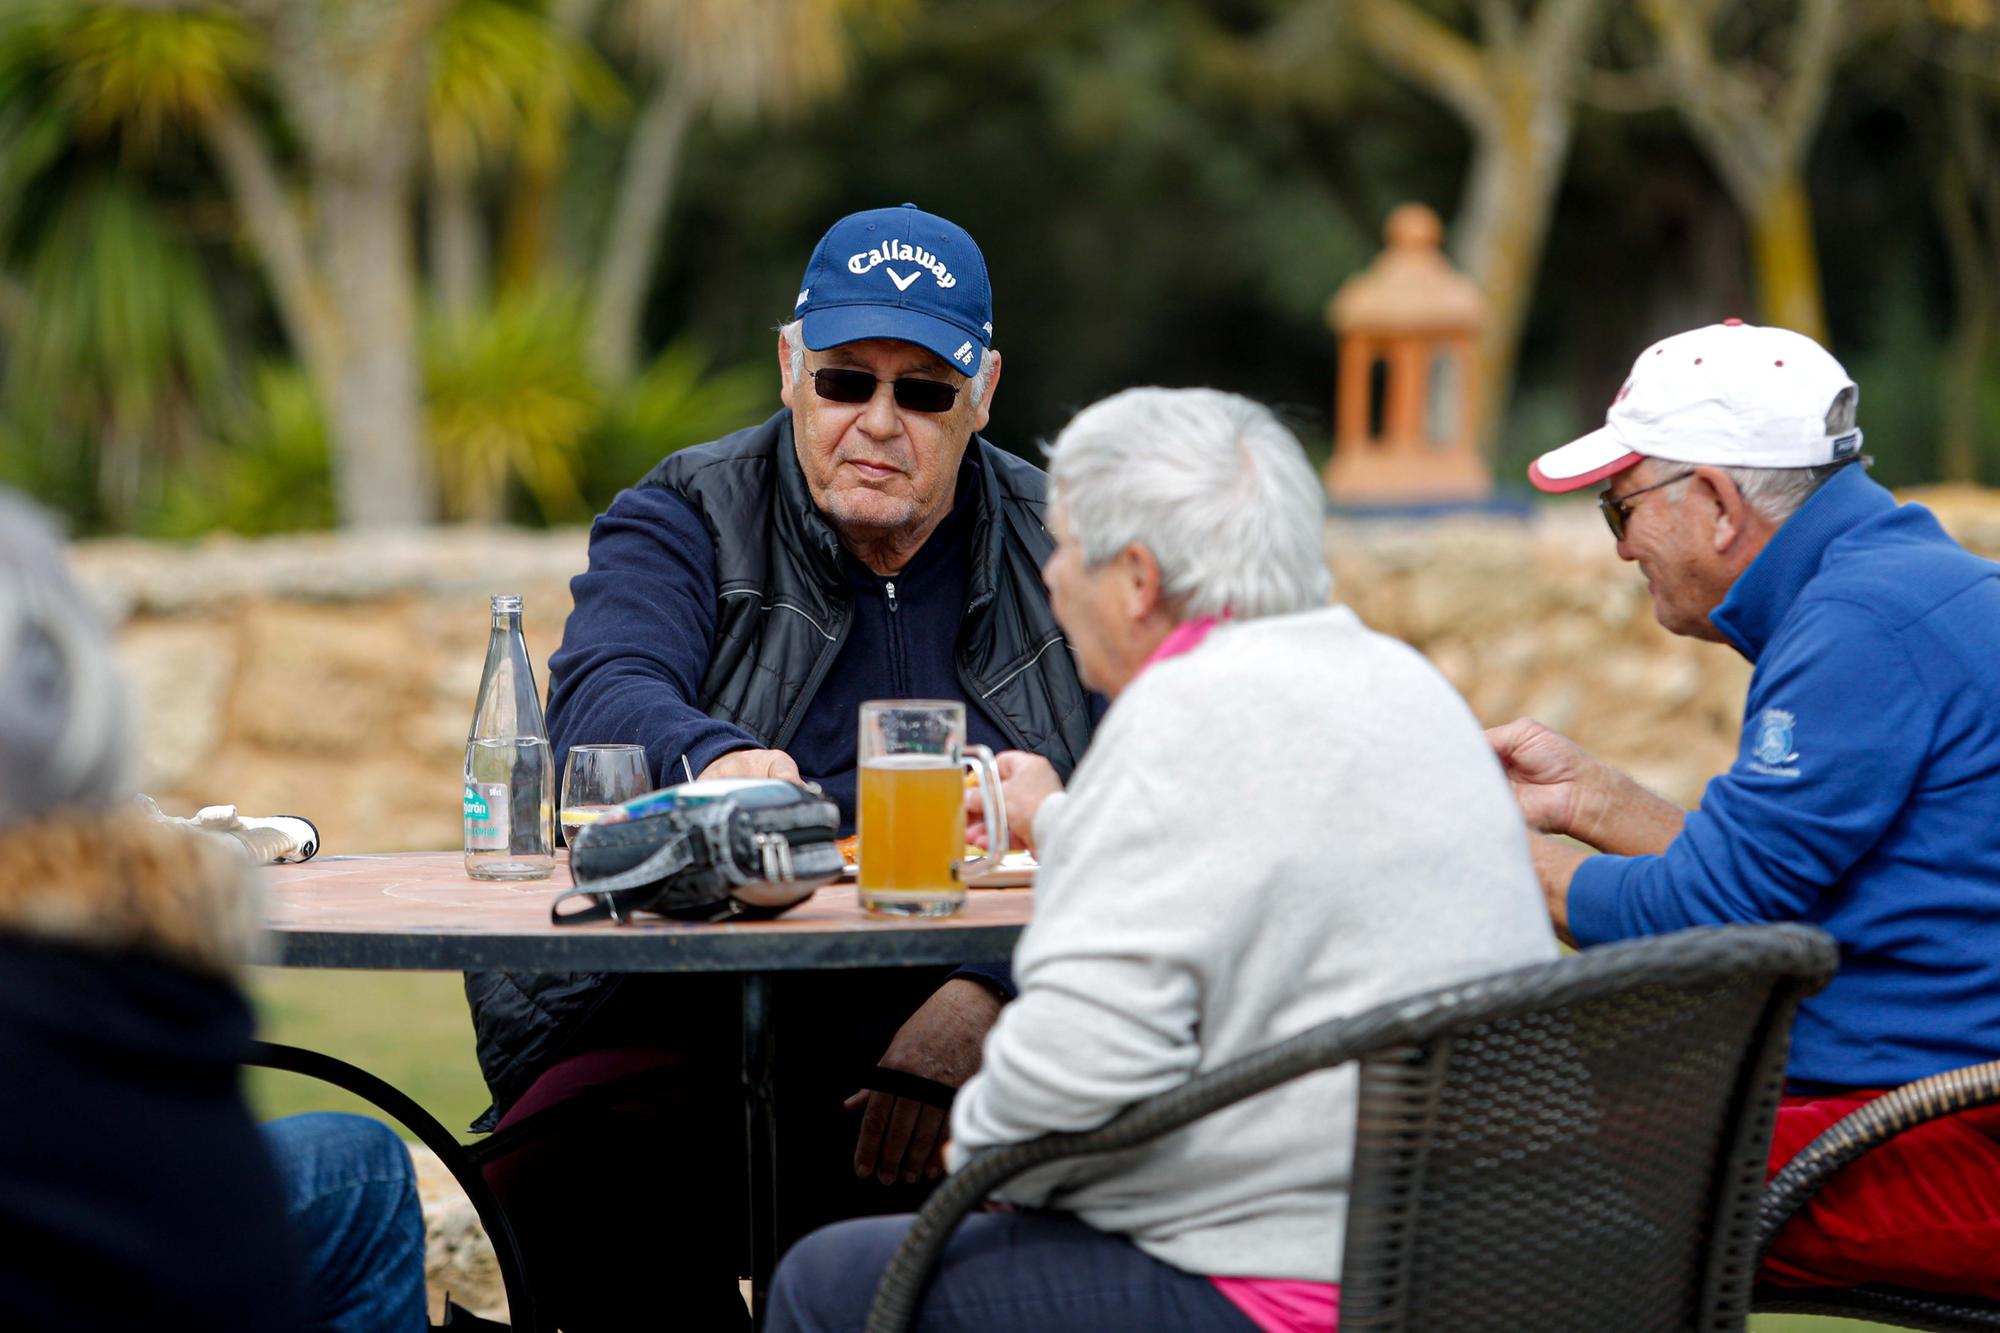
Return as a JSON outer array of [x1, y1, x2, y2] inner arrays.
[[464, 594, 555, 880]]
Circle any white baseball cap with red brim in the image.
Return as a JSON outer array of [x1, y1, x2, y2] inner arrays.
[[1528, 320, 1864, 493]]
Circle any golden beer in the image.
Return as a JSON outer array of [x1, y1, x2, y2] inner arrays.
[[857, 755, 966, 914], [856, 699, 1003, 918]]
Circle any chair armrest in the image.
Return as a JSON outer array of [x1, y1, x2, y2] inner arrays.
[[864, 1009, 1388, 1332], [1757, 1058, 2000, 1258]]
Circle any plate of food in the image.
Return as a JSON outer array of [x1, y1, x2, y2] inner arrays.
[[835, 836, 1037, 888], [961, 849, 1038, 889]]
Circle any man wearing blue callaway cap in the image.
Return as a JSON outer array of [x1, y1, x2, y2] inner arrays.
[[464, 204, 1101, 1329]]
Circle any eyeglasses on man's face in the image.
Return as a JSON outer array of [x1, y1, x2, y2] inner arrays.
[[811, 366, 959, 415], [1599, 469, 1694, 541]]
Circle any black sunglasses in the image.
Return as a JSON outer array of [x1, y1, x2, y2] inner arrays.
[[811, 367, 959, 415], [1598, 469, 1694, 541]]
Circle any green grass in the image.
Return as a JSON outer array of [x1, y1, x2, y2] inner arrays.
[[245, 967, 492, 1143], [240, 967, 1900, 1329]]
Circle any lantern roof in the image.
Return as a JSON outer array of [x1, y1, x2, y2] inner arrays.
[[1329, 204, 1486, 335]]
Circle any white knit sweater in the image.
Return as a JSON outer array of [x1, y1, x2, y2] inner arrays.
[[948, 605, 1558, 1282]]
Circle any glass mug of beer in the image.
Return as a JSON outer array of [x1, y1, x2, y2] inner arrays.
[[856, 700, 1006, 917]]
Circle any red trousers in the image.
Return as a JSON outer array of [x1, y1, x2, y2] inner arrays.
[[1762, 1090, 2000, 1300]]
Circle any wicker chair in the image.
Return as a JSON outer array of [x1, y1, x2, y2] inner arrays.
[[863, 923, 1837, 1333], [1751, 1058, 2000, 1331]]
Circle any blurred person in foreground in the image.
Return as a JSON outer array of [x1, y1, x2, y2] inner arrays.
[[765, 388, 1558, 1331], [1491, 321, 2000, 1299], [467, 204, 1101, 1328], [0, 492, 426, 1332]]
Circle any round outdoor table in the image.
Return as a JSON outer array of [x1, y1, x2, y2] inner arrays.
[[256, 851, 1032, 1330]]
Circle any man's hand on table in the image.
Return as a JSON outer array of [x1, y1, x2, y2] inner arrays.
[[698, 748, 803, 783], [966, 750, 1063, 853], [845, 978, 1002, 1185]]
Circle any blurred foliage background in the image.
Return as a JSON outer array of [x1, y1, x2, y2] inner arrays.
[[0, 0, 1995, 537], [17, 13, 1983, 1317]]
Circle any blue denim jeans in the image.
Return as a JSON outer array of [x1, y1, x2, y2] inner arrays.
[[766, 1209, 1254, 1332], [262, 1113, 429, 1333]]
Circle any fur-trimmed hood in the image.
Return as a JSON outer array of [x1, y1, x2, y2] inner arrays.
[[0, 810, 262, 977]]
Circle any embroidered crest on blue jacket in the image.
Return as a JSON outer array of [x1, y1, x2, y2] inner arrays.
[[1749, 707, 1801, 777]]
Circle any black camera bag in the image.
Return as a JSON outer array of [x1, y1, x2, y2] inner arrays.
[[552, 781, 842, 925]]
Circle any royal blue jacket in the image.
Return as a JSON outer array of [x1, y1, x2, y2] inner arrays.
[[1568, 465, 2000, 1091]]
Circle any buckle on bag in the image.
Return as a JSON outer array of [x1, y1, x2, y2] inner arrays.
[[753, 831, 795, 882]]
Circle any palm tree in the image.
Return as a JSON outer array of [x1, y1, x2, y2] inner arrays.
[[0, 2, 235, 525], [583, 0, 891, 383], [20, 0, 446, 527], [22, 0, 628, 529], [426, 0, 622, 314], [5, 0, 783, 530], [225, 0, 455, 527]]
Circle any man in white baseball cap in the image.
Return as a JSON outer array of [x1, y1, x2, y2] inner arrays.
[[1490, 321, 2000, 1301]]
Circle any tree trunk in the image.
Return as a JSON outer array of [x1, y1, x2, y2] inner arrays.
[[1746, 175, 1827, 342], [430, 162, 488, 318], [493, 0, 609, 291], [1940, 293, 1991, 486], [1349, 0, 1600, 451], [587, 77, 699, 384], [321, 158, 435, 528], [1639, 0, 1854, 351], [1454, 83, 1572, 446], [250, 0, 447, 527], [1936, 75, 1995, 485], [0, 274, 24, 337], [200, 100, 342, 408], [498, 153, 559, 294]]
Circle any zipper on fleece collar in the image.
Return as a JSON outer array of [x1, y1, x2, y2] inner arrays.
[[1710, 465, 1894, 662]]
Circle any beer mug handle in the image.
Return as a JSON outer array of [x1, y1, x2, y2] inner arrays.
[[961, 744, 1007, 872]]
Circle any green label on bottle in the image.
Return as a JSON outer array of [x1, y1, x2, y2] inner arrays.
[[464, 782, 509, 850]]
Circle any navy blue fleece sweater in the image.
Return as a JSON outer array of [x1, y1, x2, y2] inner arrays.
[[545, 477, 1015, 826], [545, 466, 1067, 997]]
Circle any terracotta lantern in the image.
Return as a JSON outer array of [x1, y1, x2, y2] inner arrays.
[[1325, 203, 1491, 505]]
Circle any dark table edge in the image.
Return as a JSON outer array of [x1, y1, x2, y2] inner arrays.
[[260, 923, 1024, 971]]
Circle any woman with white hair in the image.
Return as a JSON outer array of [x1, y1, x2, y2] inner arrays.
[[767, 389, 1556, 1332]]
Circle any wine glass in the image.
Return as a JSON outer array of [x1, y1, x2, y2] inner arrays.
[[559, 744, 650, 847]]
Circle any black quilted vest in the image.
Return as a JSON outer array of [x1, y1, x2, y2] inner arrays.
[[642, 411, 1094, 763], [466, 412, 1092, 1127]]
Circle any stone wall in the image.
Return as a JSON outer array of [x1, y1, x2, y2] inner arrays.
[[75, 526, 584, 851], [72, 487, 2000, 844], [410, 1143, 506, 1323]]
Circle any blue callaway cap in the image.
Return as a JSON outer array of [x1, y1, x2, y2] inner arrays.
[[793, 203, 994, 374]]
